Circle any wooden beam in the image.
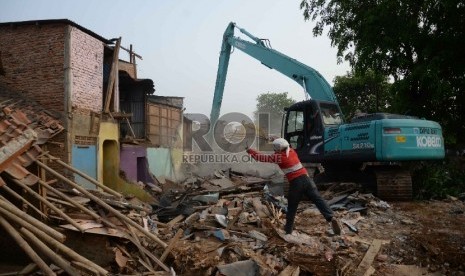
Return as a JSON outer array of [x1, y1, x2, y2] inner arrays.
[[39, 180, 117, 229], [0, 216, 56, 276], [20, 228, 80, 276], [104, 37, 121, 113], [0, 198, 66, 242], [11, 178, 85, 232], [19, 220, 108, 275], [354, 239, 383, 276], [44, 153, 122, 198], [35, 160, 167, 248], [160, 229, 183, 262], [166, 214, 185, 227], [0, 185, 47, 218]]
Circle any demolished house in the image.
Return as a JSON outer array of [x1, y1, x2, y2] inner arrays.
[[0, 19, 186, 274], [0, 19, 120, 191]]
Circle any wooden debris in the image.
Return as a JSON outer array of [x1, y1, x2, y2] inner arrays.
[[36, 160, 168, 248], [252, 197, 270, 218], [167, 214, 185, 226], [160, 228, 184, 262], [0, 216, 56, 276], [354, 239, 384, 276], [0, 198, 66, 242], [20, 228, 80, 276]]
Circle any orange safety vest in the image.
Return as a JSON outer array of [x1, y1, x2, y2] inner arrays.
[[246, 148, 308, 181]]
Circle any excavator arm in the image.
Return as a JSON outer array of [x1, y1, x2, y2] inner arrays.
[[210, 22, 339, 128]]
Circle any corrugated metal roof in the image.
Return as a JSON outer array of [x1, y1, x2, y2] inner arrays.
[[0, 19, 112, 44], [148, 95, 184, 109]]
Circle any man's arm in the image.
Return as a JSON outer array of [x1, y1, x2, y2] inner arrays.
[[246, 148, 278, 163]]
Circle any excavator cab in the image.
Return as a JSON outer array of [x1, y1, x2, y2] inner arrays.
[[283, 100, 343, 163]]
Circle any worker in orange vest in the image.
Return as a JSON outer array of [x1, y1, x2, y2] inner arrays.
[[246, 138, 341, 235]]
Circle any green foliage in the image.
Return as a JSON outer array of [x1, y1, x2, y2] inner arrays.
[[412, 157, 465, 199], [255, 92, 296, 134], [300, 0, 465, 146], [333, 70, 393, 120]]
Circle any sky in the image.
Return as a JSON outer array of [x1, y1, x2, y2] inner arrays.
[[0, 0, 350, 119]]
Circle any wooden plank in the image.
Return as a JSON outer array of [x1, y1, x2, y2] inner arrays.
[[160, 229, 183, 262], [104, 37, 121, 113], [167, 214, 185, 226], [354, 239, 383, 276], [364, 266, 376, 276]]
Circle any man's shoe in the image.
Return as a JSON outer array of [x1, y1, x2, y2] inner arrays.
[[331, 218, 342, 235]]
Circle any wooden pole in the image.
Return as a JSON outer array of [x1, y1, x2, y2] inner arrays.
[[35, 160, 167, 248], [160, 229, 183, 262], [38, 180, 117, 229], [0, 185, 47, 218], [0, 216, 56, 276], [0, 199, 65, 242], [104, 37, 121, 113], [11, 178, 85, 232], [19, 263, 39, 275], [20, 228, 80, 276], [44, 153, 122, 198], [125, 235, 170, 272], [126, 224, 153, 269], [19, 217, 108, 275]]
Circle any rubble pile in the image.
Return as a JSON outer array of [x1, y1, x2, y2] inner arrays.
[[0, 101, 463, 275], [2, 158, 465, 275], [145, 171, 400, 275]]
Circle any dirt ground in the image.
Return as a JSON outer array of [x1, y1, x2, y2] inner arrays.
[[163, 176, 465, 276], [343, 198, 465, 275]]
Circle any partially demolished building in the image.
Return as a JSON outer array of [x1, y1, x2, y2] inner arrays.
[[0, 19, 188, 273]]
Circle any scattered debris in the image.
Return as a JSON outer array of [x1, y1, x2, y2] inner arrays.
[[0, 101, 464, 275]]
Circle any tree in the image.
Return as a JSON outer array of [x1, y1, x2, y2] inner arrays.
[[254, 92, 296, 134], [333, 70, 393, 120], [300, 0, 465, 145]]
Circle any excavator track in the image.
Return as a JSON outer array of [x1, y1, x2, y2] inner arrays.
[[375, 168, 412, 201], [310, 163, 413, 201]]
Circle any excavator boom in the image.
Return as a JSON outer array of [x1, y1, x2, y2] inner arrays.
[[210, 22, 338, 128]]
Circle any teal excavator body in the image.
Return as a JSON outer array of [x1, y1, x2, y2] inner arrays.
[[210, 22, 445, 199]]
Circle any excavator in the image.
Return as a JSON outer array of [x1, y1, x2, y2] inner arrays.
[[210, 22, 445, 200]]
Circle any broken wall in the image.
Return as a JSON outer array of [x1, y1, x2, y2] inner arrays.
[[120, 144, 155, 185], [67, 25, 106, 186], [98, 121, 119, 189], [147, 148, 177, 181]]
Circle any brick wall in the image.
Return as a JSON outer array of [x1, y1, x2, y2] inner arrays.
[[70, 27, 104, 114], [0, 23, 66, 113], [0, 23, 106, 165]]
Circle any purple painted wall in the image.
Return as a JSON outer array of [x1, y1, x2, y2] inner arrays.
[[120, 144, 154, 184]]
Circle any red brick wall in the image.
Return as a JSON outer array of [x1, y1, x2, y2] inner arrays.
[[0, 23, 66, 113], [0, 23, 108, 164]]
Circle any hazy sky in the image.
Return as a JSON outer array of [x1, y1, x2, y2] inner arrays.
[[0, 0, 350, 119]]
